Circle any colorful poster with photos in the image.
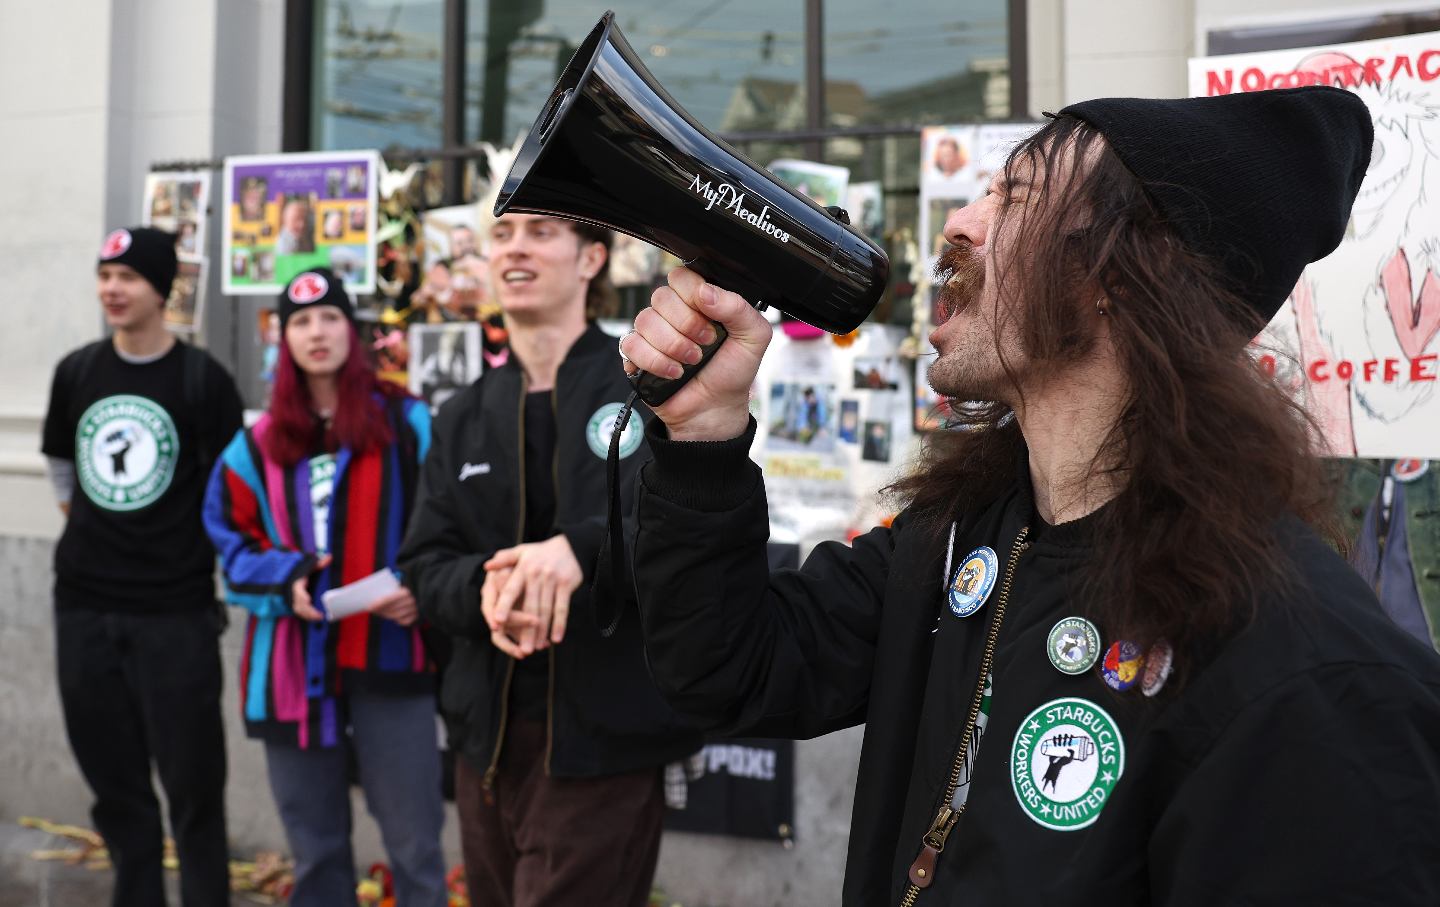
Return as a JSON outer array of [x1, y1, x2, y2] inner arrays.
[[143, 171, 210, 258], [223, 150, 379, 295], [754, 324, 914, 544]]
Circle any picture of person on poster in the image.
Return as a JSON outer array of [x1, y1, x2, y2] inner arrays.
[[861, 420, 891, 462], [276, 195, 315, 254], [449, 224, 478, 259], [839, 400, 859, 443], [239, 176, 267, 222], [177, 221, 198, 256], [932, 135, 968, 179], [150, 182, 175, 219], [322, 208, 344, 240], [177, 181, 200, 217]]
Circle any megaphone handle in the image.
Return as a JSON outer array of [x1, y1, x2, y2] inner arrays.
[[631, 320, 729, 407]]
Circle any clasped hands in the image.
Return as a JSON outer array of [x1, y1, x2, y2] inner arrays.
[[480, 534, 582, 659], [290, 555, 420, 626]]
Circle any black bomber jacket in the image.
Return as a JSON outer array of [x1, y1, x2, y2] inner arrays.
[[399, 324, 701, 780], [632, 418, 1440, 906]]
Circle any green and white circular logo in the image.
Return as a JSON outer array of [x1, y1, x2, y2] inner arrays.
[[75, 394, 179, 511], [587, 402, 642, 460], [1010, 697, 1125, 831], [1047, 615, 1101, 675]]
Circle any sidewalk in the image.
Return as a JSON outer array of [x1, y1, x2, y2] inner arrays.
[[0, 821, 253, 907]]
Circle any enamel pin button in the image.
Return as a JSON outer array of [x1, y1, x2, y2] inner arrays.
[[948, 546, 999, 618], [1047, 616, 1101, 675]]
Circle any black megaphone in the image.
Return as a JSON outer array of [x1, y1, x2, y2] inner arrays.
[[496, 10, 889, 406]]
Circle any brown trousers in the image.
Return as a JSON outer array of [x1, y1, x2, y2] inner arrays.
[[454, 718, 664, 907]]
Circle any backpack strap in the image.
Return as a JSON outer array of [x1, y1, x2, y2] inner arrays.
[[180, 341, 214, 474]]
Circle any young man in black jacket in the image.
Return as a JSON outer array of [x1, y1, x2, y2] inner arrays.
[[619, 87, 1440, 904], [398, 212, 700, 907], [42, 227, 244, 906]]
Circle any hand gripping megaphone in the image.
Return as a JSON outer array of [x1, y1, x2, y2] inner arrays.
[[495, 10, 890, 406]]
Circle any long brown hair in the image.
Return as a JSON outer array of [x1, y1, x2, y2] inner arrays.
[[891, 115, 1338, 662]]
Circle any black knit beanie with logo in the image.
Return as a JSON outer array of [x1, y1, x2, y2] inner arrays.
[[1059, 85, 1373, 322], [277, 267, 356, 330], [97, 227, 178, 300]]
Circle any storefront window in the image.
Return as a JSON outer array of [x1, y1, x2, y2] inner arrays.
[[823, 0, 1010, 127], [311, 1, 448, 150], [465, 1, 805, 147]]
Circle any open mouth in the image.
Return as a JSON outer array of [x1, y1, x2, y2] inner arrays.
[[502, 269, 536, 286], [1380, 247, 1440, 360]]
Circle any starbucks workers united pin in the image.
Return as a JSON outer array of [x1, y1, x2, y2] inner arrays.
[[1047, 616, 1101, 675]]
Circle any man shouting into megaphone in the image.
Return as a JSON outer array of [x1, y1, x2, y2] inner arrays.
[[619, 87, 1440, 905]]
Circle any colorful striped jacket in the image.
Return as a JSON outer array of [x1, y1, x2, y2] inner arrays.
[[203, 395, 433, 748]]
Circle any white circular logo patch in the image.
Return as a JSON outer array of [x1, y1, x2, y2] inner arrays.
[[76, 395, 179, 511], [100, 229, 132, 259], [1393, 459, 1429, 483], [948, 546, 998, 617], [288, 271, 329, 304], [587, 402, 642, 460], [1010, 697, 1125, 831]]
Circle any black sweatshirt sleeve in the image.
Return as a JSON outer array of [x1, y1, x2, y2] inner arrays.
[[634, 416, 892, 739], [398, 405, 490, 640]]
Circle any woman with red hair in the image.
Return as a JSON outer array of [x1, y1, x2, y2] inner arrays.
[[203, 268, 445, 906]]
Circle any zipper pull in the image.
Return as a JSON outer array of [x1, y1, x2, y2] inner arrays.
[[481, 766, 498, 806], [907, 806, 959, 889]]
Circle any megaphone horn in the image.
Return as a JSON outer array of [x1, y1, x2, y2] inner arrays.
[[496, 10, 889, 407]]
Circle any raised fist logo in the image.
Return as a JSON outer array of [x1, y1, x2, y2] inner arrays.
[[102, 427, 137, 477]]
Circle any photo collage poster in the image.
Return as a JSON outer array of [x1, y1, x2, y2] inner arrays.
[[223, 150, 379, 295], [142, 170, 210, 334], [753, 323, 917, 546]]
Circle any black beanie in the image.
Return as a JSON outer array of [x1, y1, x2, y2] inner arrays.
[[277, 267, 356, 330], [97, 227, 178, 300], [1058, 86, 1373, 322]]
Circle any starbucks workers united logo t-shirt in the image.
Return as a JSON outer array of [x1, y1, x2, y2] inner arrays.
[[42, 341, 242, 612]]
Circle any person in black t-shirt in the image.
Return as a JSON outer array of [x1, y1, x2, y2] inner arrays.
[[41, 226, 243, 907]]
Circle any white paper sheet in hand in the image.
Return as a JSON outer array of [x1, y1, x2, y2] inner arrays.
[[320, 569, 400, 621]]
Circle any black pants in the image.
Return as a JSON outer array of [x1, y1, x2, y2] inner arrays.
[[56, 605, 230, 907]]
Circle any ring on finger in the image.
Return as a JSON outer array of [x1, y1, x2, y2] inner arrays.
[[618, 330, 635, 366]]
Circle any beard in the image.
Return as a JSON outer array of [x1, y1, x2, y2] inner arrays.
[[928, 243, 1005, 401]]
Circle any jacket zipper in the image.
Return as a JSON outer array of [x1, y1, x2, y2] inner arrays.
[[481, 375, 531, 800], [897, 526, 1030, 907], [544, 387, 560, 777]]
